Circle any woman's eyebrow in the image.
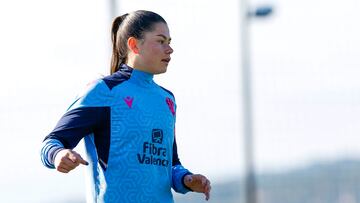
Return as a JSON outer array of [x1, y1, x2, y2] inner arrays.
[[156, 34, 171, 41]]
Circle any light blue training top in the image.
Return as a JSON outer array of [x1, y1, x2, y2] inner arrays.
[[41, 64, 192, 203]]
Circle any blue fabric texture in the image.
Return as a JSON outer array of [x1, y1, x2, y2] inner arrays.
[[40, 64, 192, 202]]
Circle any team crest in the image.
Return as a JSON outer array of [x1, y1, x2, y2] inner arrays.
[[166, 97, 175, 116]]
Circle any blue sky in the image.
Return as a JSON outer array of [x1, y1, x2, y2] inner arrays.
[[1, 0, 360, 202]]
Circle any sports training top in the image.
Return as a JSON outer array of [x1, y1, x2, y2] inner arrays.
[[40, 64, 192, 203]]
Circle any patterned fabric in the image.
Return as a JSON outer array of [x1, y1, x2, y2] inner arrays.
[[41, 64, 191, 203]]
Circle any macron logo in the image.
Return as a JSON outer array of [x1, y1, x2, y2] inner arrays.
[[124, 96, 134, 108]]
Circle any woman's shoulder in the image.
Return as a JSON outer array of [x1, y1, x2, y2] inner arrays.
[[158, 85, 175, 100], [71, 78, 113, 107], [102, 70, 131, 90], [78, 77, 106, 96]]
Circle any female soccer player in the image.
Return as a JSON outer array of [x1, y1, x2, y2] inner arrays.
[[41, 10, 211, 202]]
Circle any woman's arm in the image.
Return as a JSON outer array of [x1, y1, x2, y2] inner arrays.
[[171, 136, 211, 200], [40, 107, 110, 172]]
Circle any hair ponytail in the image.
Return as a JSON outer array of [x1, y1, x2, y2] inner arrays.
[[109, 10, 167, 74], [110, 13, 128, 74]]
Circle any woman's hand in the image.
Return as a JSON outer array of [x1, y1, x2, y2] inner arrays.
[[54, 149, 88, 173], [184, 174, 211, 201]]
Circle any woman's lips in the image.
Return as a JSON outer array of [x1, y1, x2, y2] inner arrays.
[[161, 58, 171, 63]]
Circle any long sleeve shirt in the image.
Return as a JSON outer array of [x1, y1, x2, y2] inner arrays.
[[41, 64, 192, 203]]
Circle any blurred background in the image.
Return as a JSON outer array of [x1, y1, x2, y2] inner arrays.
[[1, 0, 360, 202]]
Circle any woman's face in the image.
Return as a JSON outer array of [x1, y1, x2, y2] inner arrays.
[[135, 22, 174, 74]]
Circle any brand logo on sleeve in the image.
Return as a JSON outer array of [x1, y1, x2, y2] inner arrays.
[[166, 97, 175, 116], [137, 129, 169, 167], [124, 96, 134, 108]]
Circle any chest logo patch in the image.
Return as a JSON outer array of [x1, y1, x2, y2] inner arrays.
[[137, 129, 169, 167], [152, 129, 163, 144], [124, 96, 134, 108], [166, 97, 175, 116]]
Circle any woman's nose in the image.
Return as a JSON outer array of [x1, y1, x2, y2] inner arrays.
[[166, 45, 174, 54]]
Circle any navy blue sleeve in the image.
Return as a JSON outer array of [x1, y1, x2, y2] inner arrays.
[[41, 107, 110, 168], [171, 136, 193, 193], [44, 107, 110, 148], [172, 137, 181, 166]]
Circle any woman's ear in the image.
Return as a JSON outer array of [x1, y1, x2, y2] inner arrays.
[[127, 37, 139, 54]]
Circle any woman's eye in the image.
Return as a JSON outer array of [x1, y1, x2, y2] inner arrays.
[[158, 40, 164, 44]]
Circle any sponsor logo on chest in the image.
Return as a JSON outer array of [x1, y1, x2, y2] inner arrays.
[[137, 129, 170, 167]]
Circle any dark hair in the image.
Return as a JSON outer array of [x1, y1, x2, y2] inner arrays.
[[110, 10, 167, 74]]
